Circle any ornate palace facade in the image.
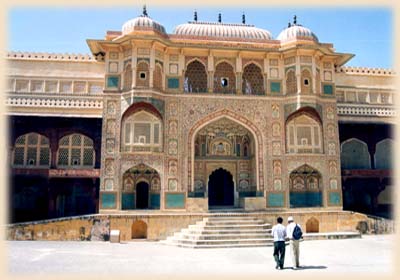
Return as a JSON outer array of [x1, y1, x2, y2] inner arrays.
[[7, 9, 395, 223]]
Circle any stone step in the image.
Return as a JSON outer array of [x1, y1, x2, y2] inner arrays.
[[204, 220, 266, 226], [160, 240, 275, 249], [206, 216, 265, 220], [168, 237, 275, 246], [181, 228, 272, 235], [178, 233, 272, 240], [188, 224, 271, 231]]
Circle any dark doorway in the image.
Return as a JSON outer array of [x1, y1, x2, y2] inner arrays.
[[208, 168, 234, 207], [136, 182, 149, 209]]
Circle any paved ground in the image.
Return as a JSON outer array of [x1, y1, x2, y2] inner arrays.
[[5, 235, 394, 277]]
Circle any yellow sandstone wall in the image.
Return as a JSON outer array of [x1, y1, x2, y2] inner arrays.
[[6, 211, 394, 242]]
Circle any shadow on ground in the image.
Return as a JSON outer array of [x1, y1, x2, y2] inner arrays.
[[283, 265, 327, 270]]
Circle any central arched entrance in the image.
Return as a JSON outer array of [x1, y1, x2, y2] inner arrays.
[[208, 168, 234, 207], [136, 182, 149, 209], [121, 164, 161, 210]]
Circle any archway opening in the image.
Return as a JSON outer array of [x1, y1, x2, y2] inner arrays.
[[131, 220, 147, 239], [306, 217, 319, 233], [122, 164, 161, 210], [208, 168, 234, 207], [136, 182, 149, 209]]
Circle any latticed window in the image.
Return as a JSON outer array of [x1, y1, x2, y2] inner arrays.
[[242, 63, 264, 95], [286, 70, 297, 94], [301, 69, 312, 94], [286, 114, 322, 154], [57, 134, 95, 168], [153, 64, 163, 90], [123, 64, 132, 91], [122, 111, 162, 152], [184, 60, 208, 93], [12, 133, 50, 167], [136, 61, 149, 87], [214, 62, 236, 94]]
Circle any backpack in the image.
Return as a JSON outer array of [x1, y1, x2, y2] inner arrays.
[[292, 224, 303, 240]]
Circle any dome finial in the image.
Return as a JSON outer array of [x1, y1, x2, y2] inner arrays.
[[143, 5, 148, 17], [194, 10, 198, 22], [288, 21, 291, 28], [293, 15, 297, 25], [242, 12, 246, 24], [218, 13, 222, 23]]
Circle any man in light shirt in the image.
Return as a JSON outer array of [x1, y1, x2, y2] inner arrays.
[[286, 216, 302, 269], [271, 216, 286, 269]]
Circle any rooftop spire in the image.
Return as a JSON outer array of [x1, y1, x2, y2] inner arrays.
[[194, 10, 198, 22], [143, 5, 148, 17], [293, 15, 297, 25], [218, 13, 222, 23], [242, 12, 246, 24]]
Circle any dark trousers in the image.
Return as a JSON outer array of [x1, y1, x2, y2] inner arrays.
[[273, 241, 286, 268]]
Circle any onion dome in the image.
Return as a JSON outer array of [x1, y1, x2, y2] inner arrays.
[[122, 6, 166, 35], [173, 21, 273, 40], [174, 12, 272, 41], [277, 15, 318, 42]]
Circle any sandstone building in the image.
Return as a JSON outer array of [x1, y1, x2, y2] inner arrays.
[[7, 9, 394, 224]]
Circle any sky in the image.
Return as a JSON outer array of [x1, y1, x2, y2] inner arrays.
[[8, 6, 393, 69]]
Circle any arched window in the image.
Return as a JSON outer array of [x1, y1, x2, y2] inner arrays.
[[286, 69, 297, 94], [12, 133, 50, 167], [375, 138, 393, 170], [184, 60, 207, 93], [214, 61, 236, 94], [301, 69, 312, 94], [123, 64, 132, 90], [136, 61, 149, 87], [153, 63, 163, 90], [286, 114, 322, 153], [57, 134, 95, 168], [242, 63, 264, 95], [341, 138, 371, 169], [122, 111, 162, 152]]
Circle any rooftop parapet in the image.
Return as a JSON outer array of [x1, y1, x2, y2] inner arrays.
[[7, 51, 95, 62], [336, 66, 395, 76]]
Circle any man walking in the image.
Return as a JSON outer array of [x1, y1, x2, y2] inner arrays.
[[271, 216, 286, 270], [286, 216, 303, 269]]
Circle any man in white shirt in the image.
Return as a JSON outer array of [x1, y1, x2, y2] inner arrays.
[[286, 216, 302, 269], [271, 216, 286, 269]]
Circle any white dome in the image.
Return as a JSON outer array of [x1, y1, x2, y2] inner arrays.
[[122, 15, 166, 35], [173, 22, 273, 41], [277, 25, 318, 42]]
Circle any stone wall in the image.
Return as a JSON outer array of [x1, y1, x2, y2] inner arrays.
[[6, 211, 394, 242]]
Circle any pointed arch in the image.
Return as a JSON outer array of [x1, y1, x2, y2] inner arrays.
[[153, 62, 163, 90], [301, 68, 312, 94], [184, 59, 208, 93], [286, 107, 323, 154], [375, 138, 393, 169], [341, 138, 371, 169], [242, 62, 264, 95], [12, 132, 50, 167], [123, 63, 132, 91], [136, 60, 150, 87], [188, 109, 263, 192], [214, 61, 236, 94], [57, 133, 95, 168], [286, 69, 297, 94]]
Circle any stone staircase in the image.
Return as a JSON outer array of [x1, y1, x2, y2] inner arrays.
[[161, 215, 274, 248]]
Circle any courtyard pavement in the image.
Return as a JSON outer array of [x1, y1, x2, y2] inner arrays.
[[5, 234, 395, 278]]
